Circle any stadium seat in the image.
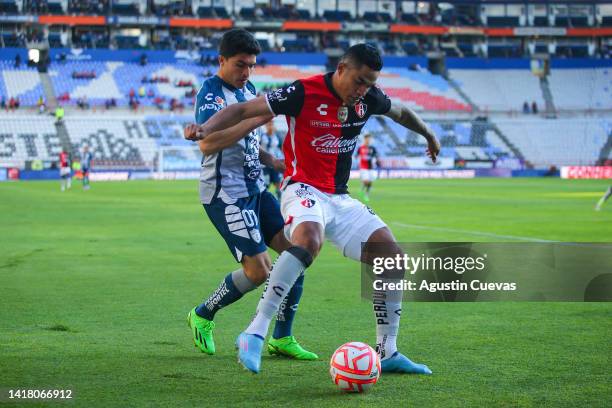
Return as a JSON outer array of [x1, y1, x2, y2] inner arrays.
[[0, 60, 44, 106], [547, 68, 611, 110], [112, 3, 140, 16], [401, 13, 420, 25], [450, 69, 544, 112], [196, 6, 214, 17], [487, 16, 520, 27], [0, 0, 18, 13], [496, 118, 610, 166], [532, 16, 550, 27]]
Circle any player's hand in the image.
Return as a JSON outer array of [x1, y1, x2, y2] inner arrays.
[[184, 124, 199, 141], [426, 136, 441, 163], [271, 158, 286, 173]]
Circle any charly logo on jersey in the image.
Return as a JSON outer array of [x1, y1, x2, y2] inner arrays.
[[316, 104, 328, 116], [355, 101, 367, 118], [199, 93, 225, 112], [337, 106, 349, 123], [311, 134, 357, 154]]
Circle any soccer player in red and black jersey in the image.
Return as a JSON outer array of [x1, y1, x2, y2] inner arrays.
[[356, 133, 380, 202], [59, 149, 71, 191], [187, 44, 440, 375]]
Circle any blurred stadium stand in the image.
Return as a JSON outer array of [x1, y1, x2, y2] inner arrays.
[[0, 0, 611, 173]]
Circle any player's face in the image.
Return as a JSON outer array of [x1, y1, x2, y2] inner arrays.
[[218, 53, 256, 89], [337, 62, 379, 106]]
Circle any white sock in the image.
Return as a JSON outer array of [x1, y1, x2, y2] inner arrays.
[[246, 249, 308, 338], [373, 285, 403, 361]]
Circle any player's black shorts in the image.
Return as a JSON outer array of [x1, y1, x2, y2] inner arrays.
[[263, 167, 281, 184], [203, 191, 284, 262]]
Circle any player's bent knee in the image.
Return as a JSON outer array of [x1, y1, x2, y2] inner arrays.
[[286, 246, 314, 268], [291, 223, 324, 259]]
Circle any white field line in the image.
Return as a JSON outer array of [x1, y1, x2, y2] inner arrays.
[[392, 222, 556, 243]]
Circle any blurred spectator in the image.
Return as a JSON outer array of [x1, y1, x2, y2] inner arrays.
[[138, 86, 145, 98], [15, 54, 21, 68], [169, 98, 184, 111], [129, 97, 139, 111], [37, 96, 46, 113], [154, 96, 164, 110], [0, 96, 5, 110], [77, 96, 90, 109], [129, 88, 135, 99], [140, 53, 148, 66], [58, 92, 70, 102], [147, 88, 155, 98], [8, 97, 20, 110], [522, 101, 530, 114], [55, 105, 65, 123], [531, 101, 538, 114]]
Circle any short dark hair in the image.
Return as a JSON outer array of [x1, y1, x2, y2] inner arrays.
[[341, 43, 383, 71], [219, 29, 261, 58]]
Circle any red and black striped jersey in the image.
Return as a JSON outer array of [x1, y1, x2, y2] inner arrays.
[[59, 152, 69, 168], [265, 72, 391, 194], [356, 145, 378, 170]]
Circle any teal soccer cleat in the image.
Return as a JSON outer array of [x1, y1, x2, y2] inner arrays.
[[381, 352, 432, 375], [236, 332, 264, 374]]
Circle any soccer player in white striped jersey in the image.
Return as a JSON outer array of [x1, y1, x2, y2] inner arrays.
[[184, 29, 316, 361]]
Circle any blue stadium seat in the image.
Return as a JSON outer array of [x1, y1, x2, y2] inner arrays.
[[401, 13, 420, 24], [112, 3, 140, 16], [239, 7, 255, 19], [532, 16, 549, 26], [197, 6, 214, 17], [297, 9, 310, 19], [48, 33, 63, 48], [214, 7, 229, 18], [0, 0, 18, 14], [487, 16, 519, 27]]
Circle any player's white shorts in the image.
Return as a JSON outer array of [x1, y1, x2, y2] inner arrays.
[[60, 166, 71, 177], [360, 169, 378, 182], [281, 182, 387, 257]]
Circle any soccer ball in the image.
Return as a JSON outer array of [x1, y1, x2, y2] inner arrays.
[[329, 342, 381, 393]]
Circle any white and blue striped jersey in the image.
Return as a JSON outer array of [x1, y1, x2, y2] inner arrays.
[[195, 76, 265, 204]]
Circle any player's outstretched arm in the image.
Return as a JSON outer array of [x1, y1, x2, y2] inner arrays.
[[259, 148, 285, 173], [186, 96, 272, 141], [384, 101, 440, 162], [194, 114, 273, 155]]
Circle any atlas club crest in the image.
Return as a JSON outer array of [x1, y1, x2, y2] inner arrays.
[[355, 101, 367, 118]]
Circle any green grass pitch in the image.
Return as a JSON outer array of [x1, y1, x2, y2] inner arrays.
[[1, 178, 610, 407]]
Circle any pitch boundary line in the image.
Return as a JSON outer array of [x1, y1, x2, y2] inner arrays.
[[392, 222, 556, 243]]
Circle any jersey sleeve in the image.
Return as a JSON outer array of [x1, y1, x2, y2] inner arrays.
[[366, 85, 392, 115], [371, 146, 378, 158], [265, 80, 305, 117], [194, 82, 224, 125]]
